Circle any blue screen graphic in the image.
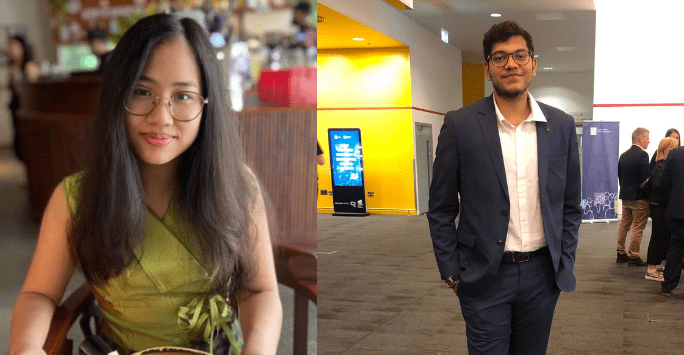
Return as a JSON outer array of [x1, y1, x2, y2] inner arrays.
[[330, 130, 363, 187]]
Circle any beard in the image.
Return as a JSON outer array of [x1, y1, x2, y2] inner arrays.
[[491, 80, 528, 100]]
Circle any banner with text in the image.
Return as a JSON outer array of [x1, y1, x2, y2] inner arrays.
[[582, 121, 619, 221]]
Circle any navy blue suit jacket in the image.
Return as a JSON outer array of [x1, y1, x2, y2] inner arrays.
[[427, 95, 581, 295], [617, 145, 650, 201]]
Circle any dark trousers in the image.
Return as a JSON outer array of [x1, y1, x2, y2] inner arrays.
[[662, 217, 684, 293], [458, 252, 560, 355], [646, 204, 671, 265]]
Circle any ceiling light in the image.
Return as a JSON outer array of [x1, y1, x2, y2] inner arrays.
[[353, 37, 364, 41], [543, 67, 553, 70], [491, 13, 502, 17], [534, 55, 539, 58], [556, 47, 579, 52]]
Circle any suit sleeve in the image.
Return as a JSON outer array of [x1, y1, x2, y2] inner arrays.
[[638, 152, 651, 188], [561, 122, 582, 280], [427, 113, 461, 280]]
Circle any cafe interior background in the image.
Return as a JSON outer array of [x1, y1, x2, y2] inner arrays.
[[0, 0, 317, 354]]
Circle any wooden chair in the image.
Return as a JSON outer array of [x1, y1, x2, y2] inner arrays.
[[43, 244, 317, 355]]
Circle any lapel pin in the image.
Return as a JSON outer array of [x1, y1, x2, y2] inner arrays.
[[547, 127, 551, 132]]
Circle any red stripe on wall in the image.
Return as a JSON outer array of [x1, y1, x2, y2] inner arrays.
[[318, 106, 445, 116], [593, 103, 684, 108]]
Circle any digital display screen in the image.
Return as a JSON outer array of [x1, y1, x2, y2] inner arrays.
[[329, 129, 363, 187]]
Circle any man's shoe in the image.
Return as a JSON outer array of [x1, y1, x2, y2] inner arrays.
[[660, 290, 672, 297], [645, 272, 664, 281], [616, 253, 629, 263], [628, 256, 648, 267]]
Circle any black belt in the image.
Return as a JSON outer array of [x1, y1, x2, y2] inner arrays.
[[501, 246, 549, 264]]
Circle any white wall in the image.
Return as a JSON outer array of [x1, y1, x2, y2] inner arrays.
[[484, 70, 594, 120], [529, 71, 594, 120], [593, 0, 684, 160]]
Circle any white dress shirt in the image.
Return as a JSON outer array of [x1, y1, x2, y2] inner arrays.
[[493, 92, 547, 252]]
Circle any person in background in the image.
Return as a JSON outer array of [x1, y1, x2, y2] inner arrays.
[[317, 141, 325, 166], [650, 128, 680, 170], [86, 27, 113, 75], [616, 127, 651, 267], [644, 137, 678, 281], [658, 143, 684, 296], [292, 1, 312, 33], [10, 14, 281, 355], [7, 35, 39, 162]]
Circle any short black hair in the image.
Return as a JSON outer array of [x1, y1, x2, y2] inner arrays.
[[294, 1, 311, 13], [87, 27, 107, 42], [483, 21, 534, 60]]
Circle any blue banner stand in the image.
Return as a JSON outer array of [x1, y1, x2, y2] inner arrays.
[[581, 121, 620, 223]]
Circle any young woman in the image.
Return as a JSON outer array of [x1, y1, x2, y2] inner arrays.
[[7, 34, 39, 161], [650, 128, 680, 169], [645, 137, 679, 281], [9, 14, 281, 355]]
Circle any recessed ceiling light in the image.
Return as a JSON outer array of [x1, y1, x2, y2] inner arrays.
[[491, 13, 502, 17], [543, 67, 553, 70], [353, 38, 364, 41], [556, 47, 579, 52], [534, 55, 539, 58]]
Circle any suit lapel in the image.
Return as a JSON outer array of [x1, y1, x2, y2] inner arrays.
[[536, 119, 550, 196], [478, 96, 509, 200]]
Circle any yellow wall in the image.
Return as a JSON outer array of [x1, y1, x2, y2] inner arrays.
[[462, 64, 485, 106], [318, 47, 416, 214]]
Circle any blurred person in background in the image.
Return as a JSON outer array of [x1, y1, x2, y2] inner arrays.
[[292, 1, 312, 33], [8, 34, 39, 161], [658, 141, 684, 296], [86, 26, 113, 75], [650, 128, 680, 169], [644, 137, 678, 281]]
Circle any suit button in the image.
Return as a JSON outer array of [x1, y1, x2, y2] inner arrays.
[[501, 211, 509, 217], [497, 240, 503, 245]]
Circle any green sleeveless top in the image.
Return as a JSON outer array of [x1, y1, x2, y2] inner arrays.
[[63, 173, 242, 354]]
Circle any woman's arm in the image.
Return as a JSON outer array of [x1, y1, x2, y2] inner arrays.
[[10, 183, 76, 355], [25, 61, 40, 82], [237, 188, 282, 355]]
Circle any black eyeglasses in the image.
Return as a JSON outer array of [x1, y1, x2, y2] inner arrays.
[[487, 50, 533, 67], [124, 87, 208, 122]]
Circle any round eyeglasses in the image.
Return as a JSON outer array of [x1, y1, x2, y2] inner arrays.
[[487, 50, 532, 67], [124, 87, 208, 122]]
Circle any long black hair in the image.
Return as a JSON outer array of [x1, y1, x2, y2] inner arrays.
[[70, 14, 256, 297], [666, 128, 681, 147]]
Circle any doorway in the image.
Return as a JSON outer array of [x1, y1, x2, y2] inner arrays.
[[415, 122, 433, 214]]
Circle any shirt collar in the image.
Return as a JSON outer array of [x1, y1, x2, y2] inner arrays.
[[632, 144, 646, 151], [493, 91, 548, 124]]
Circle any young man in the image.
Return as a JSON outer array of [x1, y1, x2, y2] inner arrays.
[[427, 21, 581, 354]]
